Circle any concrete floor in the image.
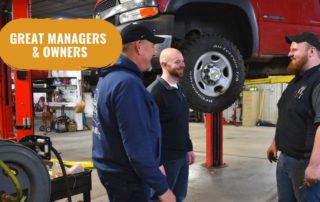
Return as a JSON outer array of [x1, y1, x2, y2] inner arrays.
[[37, 121, 278, 202]]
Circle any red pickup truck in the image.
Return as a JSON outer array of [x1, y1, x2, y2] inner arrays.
[[94, 0, 320, 112]]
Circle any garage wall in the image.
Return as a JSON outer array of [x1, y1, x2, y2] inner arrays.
[[246, 83, 288, 124]]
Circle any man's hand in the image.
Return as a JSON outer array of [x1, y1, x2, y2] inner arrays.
[[304, 126, 320, 187], [158, 189, 176, 202], [159, 165, 166, 176], [304, 164, 320, 187], [267, 139, 278, 163], [188, 151, 196, 165]]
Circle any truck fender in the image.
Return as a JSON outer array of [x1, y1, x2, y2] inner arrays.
[[166, 0, 259, 56]]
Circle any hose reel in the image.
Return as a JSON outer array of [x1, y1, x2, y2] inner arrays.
[[0, 141, 51, 202]]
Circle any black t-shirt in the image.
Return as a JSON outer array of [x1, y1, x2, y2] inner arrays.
[[275, 65, 320, 159]]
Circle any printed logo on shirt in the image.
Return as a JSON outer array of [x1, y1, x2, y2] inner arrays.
[[181, 91, 186, 98], [295, 85, 307, 99], [92, 88, 101, 138]]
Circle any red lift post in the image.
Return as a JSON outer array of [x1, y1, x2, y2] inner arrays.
[[203, 112, 226, 168], [0, 2, 14, 139], [0, 58, 14, 139], [0, 0, 34, 140], [13, 0, 34, 141]]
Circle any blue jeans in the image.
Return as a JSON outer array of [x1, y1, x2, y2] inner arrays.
[[304, 182, 320, 202], [164, 154, 189, 202], [97, 170, 150, 202], [163, 154, 189, 202], [277, 153, 320, 202]]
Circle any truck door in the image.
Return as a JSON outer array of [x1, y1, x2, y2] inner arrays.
[[257, 0, 320, 56]]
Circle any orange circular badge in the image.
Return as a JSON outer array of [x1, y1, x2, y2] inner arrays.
[[0, 19, 122, 70]]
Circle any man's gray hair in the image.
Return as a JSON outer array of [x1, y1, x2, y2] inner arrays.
[[122, 42, 135, 52]]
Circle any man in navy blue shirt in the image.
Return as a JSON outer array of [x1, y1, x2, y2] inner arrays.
[[267, 32, 320, 201], [92, 24, 176, 202]]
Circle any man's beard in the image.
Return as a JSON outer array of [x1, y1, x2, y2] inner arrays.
[[169, 68, 184, 78], [287, 55, 308, 75]]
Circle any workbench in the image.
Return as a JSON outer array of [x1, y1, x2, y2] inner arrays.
[[50, 169, 92, 202]]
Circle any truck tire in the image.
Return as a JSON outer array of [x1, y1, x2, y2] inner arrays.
[[180, 35, 245, 113]]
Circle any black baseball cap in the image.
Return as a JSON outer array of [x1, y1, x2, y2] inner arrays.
[[286, 32, 320, 50], [121, 24, 165, 44]]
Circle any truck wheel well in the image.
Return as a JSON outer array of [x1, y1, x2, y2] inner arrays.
[[173, 3, 253, 59]]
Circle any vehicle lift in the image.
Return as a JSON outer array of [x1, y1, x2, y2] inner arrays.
[[0, 1, 91, 201], [0, 0, 32, 141], [203, 112, 226, 168]]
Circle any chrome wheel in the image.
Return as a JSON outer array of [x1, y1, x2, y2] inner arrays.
[[194, 51, 232, 97]]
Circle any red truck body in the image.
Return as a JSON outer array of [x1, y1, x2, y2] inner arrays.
[[94, 0, 320, 112], [254, 0, 320, 55]]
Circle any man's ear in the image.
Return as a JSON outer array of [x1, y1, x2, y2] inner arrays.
[[309, 47, 317, 57], [160, 62, 167, 69], [134, 41, 141, 55]]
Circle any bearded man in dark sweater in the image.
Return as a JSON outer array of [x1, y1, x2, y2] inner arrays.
[[148, 48, 195, 202]]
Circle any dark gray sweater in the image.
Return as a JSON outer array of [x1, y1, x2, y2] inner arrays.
[[148, 76, 193, 163]]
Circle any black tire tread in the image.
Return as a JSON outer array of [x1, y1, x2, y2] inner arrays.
[[179, 34, 245, 112]]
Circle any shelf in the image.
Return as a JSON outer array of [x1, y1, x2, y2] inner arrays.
[[32, 77, 77, 80], [32, 74, 83, 131], [47, 102, 76, 108], [51, 84, 77, 87], [32, 77, 77, 85], [33, 88, 55, 93]]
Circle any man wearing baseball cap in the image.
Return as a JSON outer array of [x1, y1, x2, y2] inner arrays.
[[92, 24, 176, 202], [267, 32, 320, 201]]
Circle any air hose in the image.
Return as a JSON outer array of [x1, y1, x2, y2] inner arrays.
[[51, 146, 72, 202], [0, 160, 23, 202]]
